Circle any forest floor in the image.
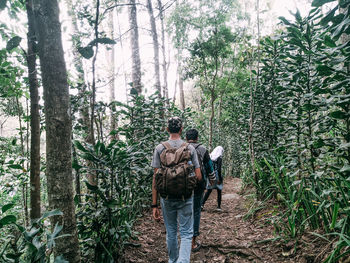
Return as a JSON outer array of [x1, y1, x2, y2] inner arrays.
[[122, 177, 330, 263]]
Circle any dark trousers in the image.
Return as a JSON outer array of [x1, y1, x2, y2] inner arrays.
[[193, 189, 204, 237], [202, 188, 222, 208]]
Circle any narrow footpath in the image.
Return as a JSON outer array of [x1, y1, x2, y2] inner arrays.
[[122, 177, 326, 262]]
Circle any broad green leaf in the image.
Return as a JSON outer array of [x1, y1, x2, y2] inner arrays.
[[6, 36, 22, 51], [24, 227, 40, 238], [340, 164, 350, 172], [41, 209, 63, 220], [78, 46, 94, 59], [8, 164, 22, 170], [2, 203, 14, 213], [321, 5, 338, 25], [316, 65, 333, 76], [74, 140, 88, 152], [329, 110, 347, 119], [51, 223, 63, 238], [279, 16, 292, 26], [32, 236, 42, 249], [0, 215, 16, 227], [89, 37, 116, 46], [330, 202, 339, 230], [324, 35, 336, 48], [311, 0, 336, 7], [72, 159, 82, 171]]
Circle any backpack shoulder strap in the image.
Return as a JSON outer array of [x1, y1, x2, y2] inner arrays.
[[179, 142, 189, 149], [194, 143, 202, 150], [161, 141, 172, 150]]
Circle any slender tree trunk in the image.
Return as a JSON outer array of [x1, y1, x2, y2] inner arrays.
[[173, 68, 178, 104], [157, 0, 168, 100], [178, 55, 185, 110], [106, 9, 118, 140], [128, 0, 142, 95], [209, 89, 215, 151], [116, 9, 129, 104], [65, 0, 94, 190], [33, 1, 81, 262], [26, 0, 41, 221], [65, 0, 91, 144], [147, 0, 161, 97], [248, 56, 256, 186], [250, 0, 260, 195], [90, 0, 100, 148], [15, 97, 29, 227]]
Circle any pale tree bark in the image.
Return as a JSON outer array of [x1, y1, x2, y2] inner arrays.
[[146, 0, 161, 97], [90, 0, 100, 147], [157, 0, 168, 100], [249, 0, 260, 194], [26, 0, 41, 221], [174, 1, 185, 110], [65, 0, 92, 193], [178, 53, 185, 110], [106, 9, 119, 140], [116, 9, 129, 104], [65, 0, 91, 144], [209, 89, 215, 151], [33, 0, 81, 262], [128, 0, 142, 95], [15, 96, 29, 226]]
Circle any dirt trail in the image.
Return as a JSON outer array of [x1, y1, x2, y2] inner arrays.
[[122, 177, 319, 263]]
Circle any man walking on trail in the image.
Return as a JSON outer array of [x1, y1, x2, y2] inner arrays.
[[185, 128, 215, 252], [151, 117, 202, 263]]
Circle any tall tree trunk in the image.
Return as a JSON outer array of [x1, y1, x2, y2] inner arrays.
[[65, 0, 91, 144], [128, 0, 142, 95], [33, 1, 81, 262], [209, 89, 215, 151], [26, 0, 41, 221], [178, 55, 185, 110], [147, 0, 161, 97], [106, 9, 118, 140], [15, 97, 29, 226], [90, 0, 100, 148], [250, 0, 260, 195], [116, 9, 129, 104], [157, 0, 168, 100], [65, 0, 93, 192]]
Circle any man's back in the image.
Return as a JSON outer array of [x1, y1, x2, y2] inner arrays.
[[152, 139, 199, 169]]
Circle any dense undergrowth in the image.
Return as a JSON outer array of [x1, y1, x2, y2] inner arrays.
[[240, 1, 350, 261], [1, 0, 350, 262]]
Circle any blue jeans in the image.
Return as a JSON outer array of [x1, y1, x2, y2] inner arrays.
[[160, 196, 193, 263], [193, 189, 204, 237]]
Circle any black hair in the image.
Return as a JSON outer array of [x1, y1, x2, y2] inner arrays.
[[168, 117, 182, 133], [186, 128, 198, 141]]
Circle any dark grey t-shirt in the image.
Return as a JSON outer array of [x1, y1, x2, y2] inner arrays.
[[151, 139, 200, 169]]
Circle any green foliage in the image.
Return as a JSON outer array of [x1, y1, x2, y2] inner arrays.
[[0, 207, 67, 263], [6, 36, 21, 51], [248, 3, 350, 261]]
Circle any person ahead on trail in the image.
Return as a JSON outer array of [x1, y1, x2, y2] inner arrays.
[[151, 117, 202, 263], [185, 128, 215, 252], [202, 146, 224, 211]]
